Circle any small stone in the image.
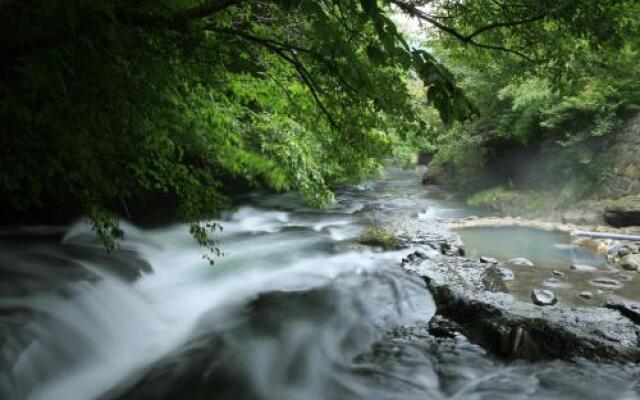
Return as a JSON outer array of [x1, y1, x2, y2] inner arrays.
[[414, 250, 428, 259], [571, 264, 597, 272], [543, 277, 568, 288], [531, 289, 558, 306], [497, 267, 515, 281], [508, 257, 534, 267], [620, 254, 640, 271], [590, 277, 623, 288], [480, 256, 499, 264], [617, 273, 633, 282], [578, 291, 593, 300], [552, 270, 565, 277]]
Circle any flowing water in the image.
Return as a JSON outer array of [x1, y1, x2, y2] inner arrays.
[[1, 168, 639, 400]]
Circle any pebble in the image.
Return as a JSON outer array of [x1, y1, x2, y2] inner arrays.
[[543, 277, 568, 288], [590, 277, 623, 289], [508, 257, 534, 267], [552, 270, 565, 277], [531, 289, 558, 306], [497, 267, 515, 281], [480, 256, 498, 264], [571, 264, 597, 272], [578, 291, 593, 300]]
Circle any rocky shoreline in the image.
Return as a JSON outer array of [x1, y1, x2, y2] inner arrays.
[[451, 216, 640, 272], [388, 213, 640, 362]]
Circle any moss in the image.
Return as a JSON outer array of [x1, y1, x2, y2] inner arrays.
[[530, 318, 549, 328], [357, 225, 400, 250], [467, 186, 556, 218]]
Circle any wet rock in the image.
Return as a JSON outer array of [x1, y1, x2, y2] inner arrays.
[[421, 165, 445, 185], [428, 315, 460, 338], [620, 254, 640, 271], [617, 273, 633, 282], [438, 242, 463, 256], [571, 264, 597, 272], [414, 250, 428, 259], [590, 277, 623, 289], [402, 250, 640, 362], [578, 291, 593, 300], [542, 277, 569, 289], [480, 256, 498, 265], [608, 245, 631, 259], [507, 257, 534, 267], [605, 301, 640, 324], [604, 205, 640, 228], [531, 289, 558, 306], [497, 267, 514, 281], [389, 207, 640, 362], [552, 270, 565, 277]]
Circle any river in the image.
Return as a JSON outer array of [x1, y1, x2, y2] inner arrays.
[[1, 167, 639, 400]]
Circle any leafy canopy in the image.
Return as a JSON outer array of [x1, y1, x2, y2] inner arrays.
[[0, 0, 472, 258]]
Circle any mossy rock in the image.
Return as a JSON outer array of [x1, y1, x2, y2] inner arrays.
[[357, 225, 401, 250]]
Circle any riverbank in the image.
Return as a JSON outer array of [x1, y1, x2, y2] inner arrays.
[[381, 208, 640, 363]]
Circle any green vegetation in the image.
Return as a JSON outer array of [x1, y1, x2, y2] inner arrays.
[[467, 187, 555, 218], [420, 0, 640, 204], [0, 0, 474, 258], [357, 225, 400, 250], [2, 0, 638, 256]]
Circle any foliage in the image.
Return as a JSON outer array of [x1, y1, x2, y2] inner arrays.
[[467, 186, 556, 218], [420, 0, 640, 201], [0, 0, 475, 258]]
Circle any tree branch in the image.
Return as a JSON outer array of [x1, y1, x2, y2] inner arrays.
[[389, 0, 537, 61], [183, 0, 245, 19]]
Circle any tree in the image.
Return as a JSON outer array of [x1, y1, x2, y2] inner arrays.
[[0, 0, 472, 258]]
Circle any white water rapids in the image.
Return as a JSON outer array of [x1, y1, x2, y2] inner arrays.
[[1, 168, 639, 400]]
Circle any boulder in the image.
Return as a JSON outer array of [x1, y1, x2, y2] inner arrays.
[[402, 248, 640, 362], [421, 165, 446, 185]]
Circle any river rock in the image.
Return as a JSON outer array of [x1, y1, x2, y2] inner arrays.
[[421, 165, 445, 185], [531, 289, 558, 306], [578, 291, 593, 300], [507, 257, 534, 267], [497, 267, 514, 281], [428, 315, 460, 338], [386, 208, 640, 362], [590, 277, 623, 289], [605, 301, 640, 324], [480, 256, 498, 265], [620, 254, 640, 271], [552, 270, 565, 277], [571, 264, 597, 272], [401, 246, 640, 362]]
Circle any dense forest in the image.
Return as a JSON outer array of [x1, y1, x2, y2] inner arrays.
[[1, 0, 638, 252]]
